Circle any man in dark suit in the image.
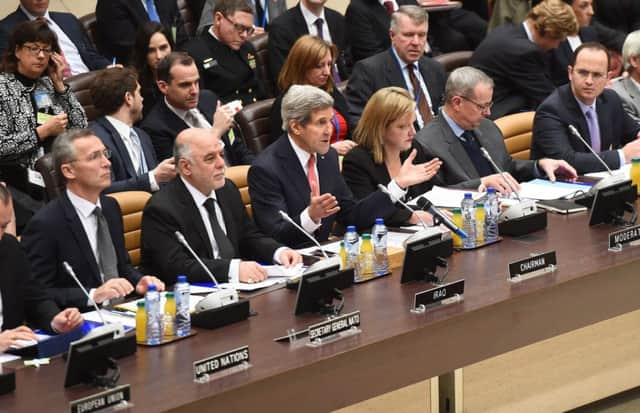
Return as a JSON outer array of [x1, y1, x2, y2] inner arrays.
[[89, 67, 176, 193], [470, 0, 578, 119], [346, 6, 446, 130], [21, 129, 164, 310], [185, 0, 264, 105], [141, 128, 301, 285], [610, 31, 640, 123], [141, 52, 256, 164], [0, 0, 110, 75], [532, 43, 640, 174], [416, 67, 576, 193], [593, 0, 640, 35], [248, 85, 397, 248], [268, 0, 348, 83], [95, 0, 187, 64], [0, 184, 82, 349]]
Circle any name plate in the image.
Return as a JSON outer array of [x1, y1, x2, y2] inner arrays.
[[193, 346, 250, 381], [508, 251, 557, 279], [413, 279, 464, 310], [308, 311, 361, 342], [70, 384, 130, 413], [609, 225, 640, 250]]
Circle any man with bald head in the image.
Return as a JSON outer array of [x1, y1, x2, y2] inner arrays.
[[141, 128, 301, 285]]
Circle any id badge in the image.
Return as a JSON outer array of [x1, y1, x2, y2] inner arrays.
[[27, 168, 45, 188]]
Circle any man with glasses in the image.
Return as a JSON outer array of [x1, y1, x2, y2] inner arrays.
[[416, 67, 576, 194], [21, 129, 165, 310], [532, 43, 640, 174], [185, 0, 264, 105]]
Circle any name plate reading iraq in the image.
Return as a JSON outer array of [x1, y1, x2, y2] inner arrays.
[[414, 279, 465, 310], [193, 346, 250, 381], [508, 251, 557, 280], [70, 384, 130, 413], [308, 311, 361, 341], [609, 225, 640, 250]]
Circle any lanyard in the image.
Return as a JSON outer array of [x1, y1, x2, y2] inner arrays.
[[332, 110, 340, 141]]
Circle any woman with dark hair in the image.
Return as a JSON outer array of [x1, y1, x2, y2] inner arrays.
[[131, 22, 174, 118]]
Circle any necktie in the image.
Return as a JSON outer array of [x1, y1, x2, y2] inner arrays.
[[129, 128, 147, 175], [185, 110, 211, 129], [307, 154, 320, 197], [203, 198, 235, 259], [383, 1, 395, 15], [407, 64, 433, 126], [460, 131, 494, 177], [145, 0, 161, 22], [254, 0, 265, 27], [94, 206, 118, 282], [585, 107, 601, 153], [314, 18, 324, 40]]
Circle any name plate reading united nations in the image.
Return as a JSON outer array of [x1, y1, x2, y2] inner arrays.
[[508, 251, 557, 282], [413, 279, 464, 313], [608, 225, 640, 251], [70, 384, 130, 413], [193, 346, 250, 383], [308, 311, 361, 343]]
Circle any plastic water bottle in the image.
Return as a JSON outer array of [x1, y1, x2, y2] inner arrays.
[[372, 218, 389, 275], [145, 284, 162, 345], [344, 226, 360, 270], [461, 193, 476, 248], [484, 187, 500, 242], [174, 275, 191, 337]]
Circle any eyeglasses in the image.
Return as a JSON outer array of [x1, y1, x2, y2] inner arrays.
[[222, 14, 255, 36], [21, 44, 53, 56], [70, 149, 112, 163], [460, 95, 493, 112], [573, 69, 606, 81]]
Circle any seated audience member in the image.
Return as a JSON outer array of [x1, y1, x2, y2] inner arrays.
[[268, 0, 348, 83], [342, 87, 442, 227], [21, 129, 165, 310], [141, 128, 301, 285], [131, 22, 174, 119], [347, 6, 446, 130], [416, 67, 576, 193], [0, 184, 83, 349], [185, 0, 264, 105], [610, 31, 640, 123], [95, 0, 187, 65], [0, 0, 110, 76], [197, 0, 285, 34], [532, 43, 640, 173], [89, 67, 176, 193], [140, 52, 255, 164], [470, 0, 578, 119], [248, 85, 397, 248], [269, 35, 356, 155], [0, 21, 87, 230]]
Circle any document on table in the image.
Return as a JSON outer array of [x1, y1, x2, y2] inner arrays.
[[584, 163, 631, 179], [219, 263, 304, 291], [518, 179, 592, 200], [409, 186, 485, 208]]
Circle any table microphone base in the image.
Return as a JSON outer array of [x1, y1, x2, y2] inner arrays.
[[192, 298, 250, 329], [499, 210, 548, 237]]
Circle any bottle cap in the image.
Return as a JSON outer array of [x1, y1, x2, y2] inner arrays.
[[487, 187, 496, 193], [633, 158, 640, 163], [464, 193, 472, 199], [137, 301, 145, 307], [346, 225, 356, 231], [147, 284, 157, 292], [361, 234, 371, 240], [476, 202, 484, 207], [166, 291, 174, 298], [177, 275, 187, 283], [375, 218, 384, 225], [452, 207, 461, 213]]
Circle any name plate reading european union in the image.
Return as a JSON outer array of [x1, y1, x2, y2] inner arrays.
[[412, 279, 464, 313], [608, 225, 640, 252], [193, 346, 250, 383], [69, 384, 131, 413], [508, 251, 557, 282]]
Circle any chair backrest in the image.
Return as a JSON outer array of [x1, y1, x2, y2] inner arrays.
[[225, 165, 252, 218], [434, 50, 474, 74], [235, 98, 275, 155], [34, 153, 65, 201], [79, 12, 98, 48], [176, 0, 197, 37], [106, 191, 152, 267], [248, 33, 275, 98], [67, 70, 104, 122], [494, 111, 535, 160]]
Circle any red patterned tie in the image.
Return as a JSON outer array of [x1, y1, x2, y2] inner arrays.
[[307, 155, 320, 197]]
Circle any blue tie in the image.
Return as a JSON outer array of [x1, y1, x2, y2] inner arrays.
[[460, 131, 494, 177], [145, 0, 161, 22]]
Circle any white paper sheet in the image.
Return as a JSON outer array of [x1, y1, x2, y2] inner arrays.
[[409, 186, 485, 208]]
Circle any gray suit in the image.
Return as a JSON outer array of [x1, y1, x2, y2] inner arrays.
[[197, 0, 286, 34], [415, 114, 537, 189], [609, 77, 640, 124]]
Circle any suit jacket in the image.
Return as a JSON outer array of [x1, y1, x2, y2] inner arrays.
[[140, 177, 283, 284], [415, 114, 536, 189], [2, 235, 59, 332], [21, 192, 141, 310], [470, 23, 554, 119], [248, 135, 397, 247], [95, 0, 187, 64], [341, 143, 435, 227], [90, 116, 160, 193], [609, 76, 640, 124], [185, 32, 264, 105], [346, 49, 446, 126], [531, 84, 640, 173], [268, 3, 349, 83], [196, 0, 286, 34], [548, 27, 599, 87], [594, 0, 640, 34], [140, 90, 256, 164]]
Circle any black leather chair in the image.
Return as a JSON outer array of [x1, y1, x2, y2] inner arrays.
[[67, 70, 104, 122], [248, 33, 275, 99], [235, 98, 275, 155], [177, 0, 198, 37], [34, 153, 65, 201], [434, 50, 474, 74]]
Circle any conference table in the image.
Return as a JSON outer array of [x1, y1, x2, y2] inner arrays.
[[2, 209, 640, 412]]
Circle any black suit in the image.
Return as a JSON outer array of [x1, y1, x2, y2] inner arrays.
[[268, 3, 349, 83], [2, 235, 59, 332], [248, 135, 397, 248], [0, 8, 110, 72], [90, 117, 160, 193], [346, 49, 446, 126], [140, 177, 283, 284], [470, 23, 554, 119], [531, 85, 640, 174], [594, 0, 640, 34], [21, 192, 142, 310], [140, 90, 255, 164], [341, 143, 435, 227]]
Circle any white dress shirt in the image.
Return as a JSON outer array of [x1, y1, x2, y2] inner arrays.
[[299, 3, 332, 44]]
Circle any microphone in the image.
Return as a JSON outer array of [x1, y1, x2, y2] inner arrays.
[[568, 124, 613, 174], [174, 231, 238, 311], [479, 147, 521, 201], [279, 210, 329, 259], [415, 197, 468, 239], [377, 184, 429, 229]]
